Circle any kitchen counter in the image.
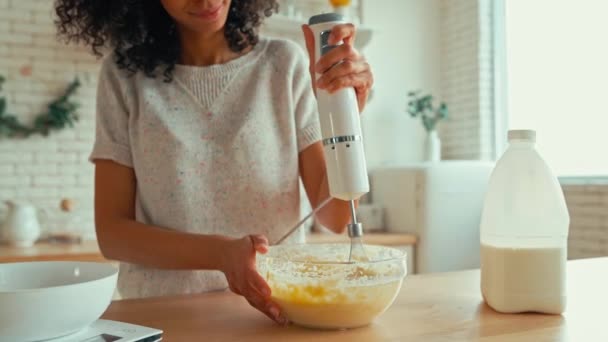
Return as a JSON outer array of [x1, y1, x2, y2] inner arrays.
[[101, 257, 608, 341], [0, 240, 107, 263], [0, 233, 416, 263]]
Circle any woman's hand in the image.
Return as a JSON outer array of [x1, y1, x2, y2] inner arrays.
[[220, 234, 287, 325], [302, 23, 373, 112]]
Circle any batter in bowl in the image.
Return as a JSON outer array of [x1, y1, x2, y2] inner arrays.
[[259, 244, 407, 329]]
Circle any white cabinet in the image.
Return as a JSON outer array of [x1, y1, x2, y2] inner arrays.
[[371, 161, 494, 274]]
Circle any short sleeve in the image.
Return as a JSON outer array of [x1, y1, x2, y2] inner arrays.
[[89, 56, 134, 168], [291, 44, 322, 152]]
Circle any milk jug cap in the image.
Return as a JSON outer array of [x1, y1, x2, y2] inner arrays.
[[508, 129, 536, 143]]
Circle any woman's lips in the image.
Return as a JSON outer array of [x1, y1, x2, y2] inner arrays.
[[189, 4, 223, 20]]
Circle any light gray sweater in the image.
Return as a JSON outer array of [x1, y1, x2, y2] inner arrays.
[[90, 37, 321, 299]]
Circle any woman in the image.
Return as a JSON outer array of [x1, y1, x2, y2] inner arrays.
[[55, 0, 373, 325]]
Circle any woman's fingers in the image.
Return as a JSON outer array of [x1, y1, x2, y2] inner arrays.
[[245, 295, 287, 325], [247, 268, 272, 299], [242, 265, 284, 324], [249, 234, 269, 254], [317, 59, 369, 89], [303, 22, 372, 112], [355, 83, 372, 111], [328, 23, 356, 45], [245, 297, 276, 322], [315, 43, 359, 74], [325, 70, 373, 94]]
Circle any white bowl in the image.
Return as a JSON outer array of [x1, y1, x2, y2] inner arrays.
[[0, 261, 118, 341]]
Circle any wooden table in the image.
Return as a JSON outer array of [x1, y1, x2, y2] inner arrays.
[[102, 257, 608, 341]]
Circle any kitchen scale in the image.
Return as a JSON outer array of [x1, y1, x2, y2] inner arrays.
[[45, 320, 162, 342]]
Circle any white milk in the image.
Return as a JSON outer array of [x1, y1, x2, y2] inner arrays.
[[481, 244, 566, 314]]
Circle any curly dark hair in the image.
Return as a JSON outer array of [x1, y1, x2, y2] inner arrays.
[[54, 0, 278, 80]]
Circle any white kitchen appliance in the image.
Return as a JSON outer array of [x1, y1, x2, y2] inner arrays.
[[370, 161, 494, 273], [47, 320, 162, 342], [307, 13, 369, 258]]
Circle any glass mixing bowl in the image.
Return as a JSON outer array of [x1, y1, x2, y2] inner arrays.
[[257, 243, 407, 329]]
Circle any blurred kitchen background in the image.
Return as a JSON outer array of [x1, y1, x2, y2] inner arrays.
[[1, 0, 607, 273]]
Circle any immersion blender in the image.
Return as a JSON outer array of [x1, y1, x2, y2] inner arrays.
[[309, 13, 370, 262]]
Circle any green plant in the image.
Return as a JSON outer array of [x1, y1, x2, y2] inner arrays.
[[0, 75, 80, 138], [406, 90, 448, 132]]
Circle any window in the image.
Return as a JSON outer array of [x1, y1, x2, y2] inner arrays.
[[501, 0, 608, 176]]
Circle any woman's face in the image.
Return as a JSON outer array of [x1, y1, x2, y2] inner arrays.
[[161, 0, 232, 34]]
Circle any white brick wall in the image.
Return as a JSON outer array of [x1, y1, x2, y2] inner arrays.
[[0, 0, 338, 241], [563, 184, 608, 259], [439, 0, 494, 161], [477, 0, 495, 160], [0, 0, 99, 239]]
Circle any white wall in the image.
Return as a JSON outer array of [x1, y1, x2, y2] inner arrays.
[[360, 0, 442, 169]]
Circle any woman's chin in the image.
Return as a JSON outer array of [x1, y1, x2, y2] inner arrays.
[[183, 21, 225, 35]]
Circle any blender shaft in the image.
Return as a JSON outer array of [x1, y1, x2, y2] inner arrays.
[[347, 200, 363, 238]]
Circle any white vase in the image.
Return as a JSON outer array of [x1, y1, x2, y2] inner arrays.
[[0, 201, 43, 247], [424, 130, 441, 162]]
